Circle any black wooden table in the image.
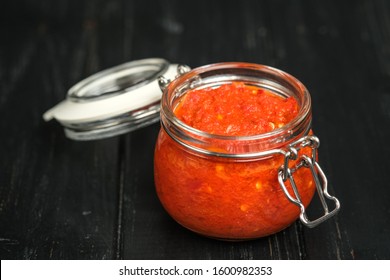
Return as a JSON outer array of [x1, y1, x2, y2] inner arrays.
[[1, 0, 389, 260]]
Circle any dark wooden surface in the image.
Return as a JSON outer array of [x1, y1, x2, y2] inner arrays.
[[1, 0, 390, 260]]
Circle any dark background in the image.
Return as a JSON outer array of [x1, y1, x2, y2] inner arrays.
[[1, 0, 389, 259]]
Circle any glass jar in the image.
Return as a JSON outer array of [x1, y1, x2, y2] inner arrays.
[[154, 62, 340, 240], [43, 58, 340, 240]]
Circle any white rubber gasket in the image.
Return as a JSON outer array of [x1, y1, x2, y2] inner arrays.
[[43, 58, 177, 125]]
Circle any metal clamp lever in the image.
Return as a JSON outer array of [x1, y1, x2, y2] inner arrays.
[[278, 136, 341, 228]]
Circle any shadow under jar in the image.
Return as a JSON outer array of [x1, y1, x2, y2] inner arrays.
[[154, 62, 340, 240]]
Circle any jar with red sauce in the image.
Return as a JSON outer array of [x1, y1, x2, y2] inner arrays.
[[43, 58, 340, 241], [155, 62, 340, 240]]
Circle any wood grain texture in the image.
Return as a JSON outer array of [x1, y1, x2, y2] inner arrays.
[[0, 0, 389, 260]]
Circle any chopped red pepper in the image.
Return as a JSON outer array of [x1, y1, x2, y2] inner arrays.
[[174, 82, 299, 135]]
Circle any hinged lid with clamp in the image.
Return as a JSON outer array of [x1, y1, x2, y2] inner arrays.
[[43, 58, 186, 140]]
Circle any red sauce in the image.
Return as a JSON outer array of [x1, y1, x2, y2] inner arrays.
[[175, 82, 298, 136], [154, 82, 314, 240]]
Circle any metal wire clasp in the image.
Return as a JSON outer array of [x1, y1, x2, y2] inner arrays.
[[278, 135, 340, 228], [158, 64, 191, 91]]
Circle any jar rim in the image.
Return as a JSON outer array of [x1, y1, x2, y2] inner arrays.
[[161, 62, 312, 157]]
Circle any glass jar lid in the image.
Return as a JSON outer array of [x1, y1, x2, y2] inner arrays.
[[43, 58, 179, 140]]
